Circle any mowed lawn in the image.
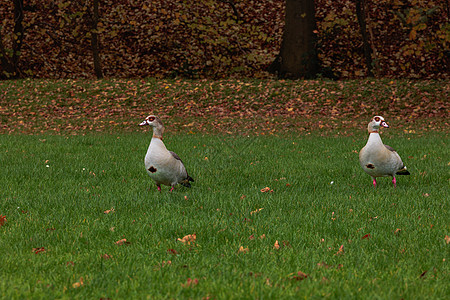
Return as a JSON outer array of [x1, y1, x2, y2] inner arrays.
[[0, 132, 448, 299]]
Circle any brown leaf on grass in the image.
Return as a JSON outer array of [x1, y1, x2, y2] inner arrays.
[[181, 278, 199, 288], [115, 238, 130, 245], [250, 208, 264, 215], [260, 187, 273, 193], [335, 244, 344, 255], [394, 228, 402, 235], [362, 234, 371, 239], [104, 208, 115, 214], [178, 234, 196, 245], [102, 254, 112, 260], [317, 261, 331, 269], [292, 270, 308, 281], [420, 270, 428, 278], [66, 261, 75, 266], [0, 215, 6, 227], [238, 246, 249, 253], [273, 240, 280, 250], [445, 235, 450, 244], [32, 247, 46, 254], [167, 249, 178, 255], [72, 277, 84, 288]]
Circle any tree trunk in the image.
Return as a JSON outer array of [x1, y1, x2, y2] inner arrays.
[[355, 0, 373, 77], [269, 0, 319, 79], [91, 0, 103, 79], [0, 0, 24, 79]]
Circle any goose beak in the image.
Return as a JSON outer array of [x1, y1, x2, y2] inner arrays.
[[381, 121, 389, 128], [139, 120, 148, 126]]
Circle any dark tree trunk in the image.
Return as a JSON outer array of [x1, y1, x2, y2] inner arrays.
[[91, 0, 103, 79], [0, 0, 24, 79], [355, 0, 373, 77], [269, 0, 319, 79]]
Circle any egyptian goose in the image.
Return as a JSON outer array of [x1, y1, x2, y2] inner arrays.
[[359, 116, 410, 187], [140, 115, 194, 192]]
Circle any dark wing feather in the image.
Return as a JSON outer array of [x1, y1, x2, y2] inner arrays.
[[169, 151, 183, 162], [169, 151, 194, 184], [384, 144, 396, 152]]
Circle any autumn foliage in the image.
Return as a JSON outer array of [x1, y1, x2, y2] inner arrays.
[[0, 0, 448, 79]]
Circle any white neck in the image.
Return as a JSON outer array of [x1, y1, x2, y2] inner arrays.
[[366, 132, 383, 147]]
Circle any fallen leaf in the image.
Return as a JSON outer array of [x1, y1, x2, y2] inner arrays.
[[115, 238, 130, 245], [104, 208, 115, 214], [420, 270, 428, 278], [0, 215, 6, 227], [32, 247, 46, 254], [102, 254, 112, 260], [335, 244, 344, 255], [167, 249, 178, 255], [292, 270, 308, 281], [260, 187, 273, 193], [178, 234, 196, 245], [181, 278, 199, 288], [317, 261, 331, 269], [273, 240, 280, 250], [362, 234, 371, 239], [72, 277, 84, 288], [394, 228, 402, 235], [445, 235, 450, 244], [250, 208, 264, 215], [238, 246, 249, 253]]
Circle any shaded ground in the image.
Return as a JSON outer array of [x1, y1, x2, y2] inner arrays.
[[0, 78, 448, 135]]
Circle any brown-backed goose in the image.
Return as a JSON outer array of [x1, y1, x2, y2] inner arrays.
[[359, 116, 410, 187], [139, 115, 194, 192]]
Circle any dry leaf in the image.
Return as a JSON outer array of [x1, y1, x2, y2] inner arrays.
[[238, 246, 249, 253], [273, 240, 280, 250], [335, 244, 344, 255], [32, 247, 46, 254], [260, 187, 273, 193], [292, 270, 308, 281], [181, 278, 199, 288], [394, 228, 402, 235], [259, 234, 266, 239], [445, 235, 450, 244], [104, 208, 115, 214], [115, 238, 130, 245], [72, 277, 84, 288], [0, 215, 6, 227], [102, 254, 112, 260], [167, 249, 178, 255], [362, 234, 371, 239], [250, 208, 264, 215], [178, 234, 196, 245]]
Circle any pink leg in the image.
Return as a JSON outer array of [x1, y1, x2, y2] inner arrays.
[[169, 186, 175, 192], [157, 185, 162, 192], [372, 178, 377, 187], [392, 176, 396, 188]]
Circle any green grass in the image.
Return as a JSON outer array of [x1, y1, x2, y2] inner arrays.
[[0, 132, 449, 298]]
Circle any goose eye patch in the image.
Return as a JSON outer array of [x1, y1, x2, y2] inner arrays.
[[148, 117, 155, 122], [374, 117, 380, 122]]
